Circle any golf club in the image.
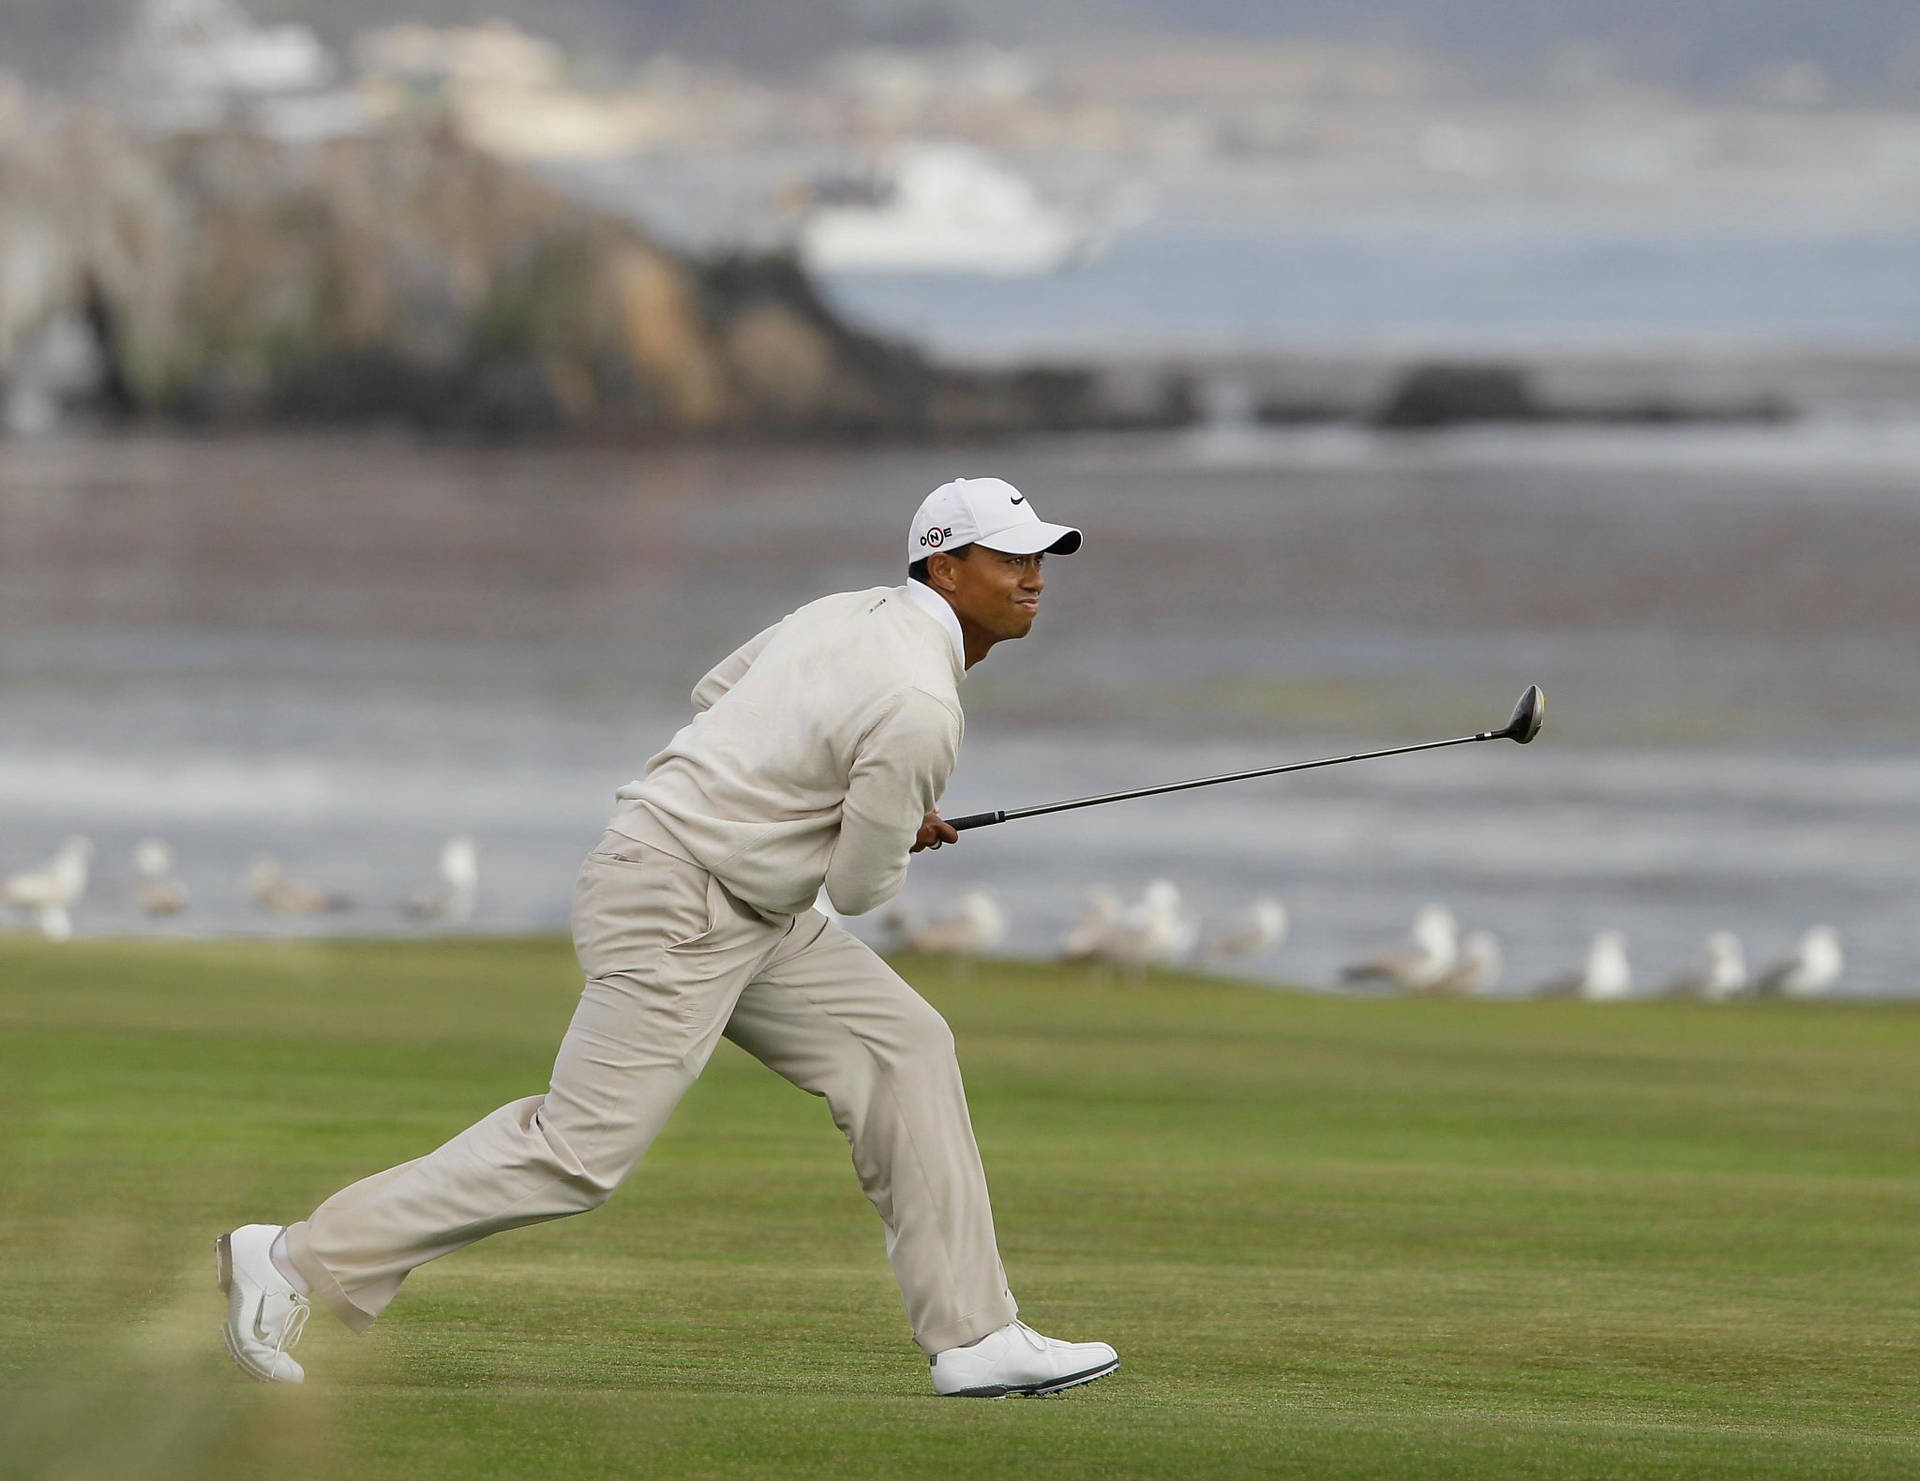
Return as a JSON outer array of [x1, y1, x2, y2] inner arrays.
[[945, 684, 1544, 834]]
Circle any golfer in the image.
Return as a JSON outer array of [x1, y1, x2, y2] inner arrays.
[[218, 476, 1119, 1398]]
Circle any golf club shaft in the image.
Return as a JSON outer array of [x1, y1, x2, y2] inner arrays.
[[946, 727, 1506, 832]]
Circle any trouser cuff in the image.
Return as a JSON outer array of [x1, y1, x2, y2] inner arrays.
[[915, 1294, 1019, 1357], [284, 1219, 379, 1334]]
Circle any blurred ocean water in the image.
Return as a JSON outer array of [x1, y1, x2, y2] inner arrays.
[[3, 419, 1917, 995], [818, 220, 1920, 358]]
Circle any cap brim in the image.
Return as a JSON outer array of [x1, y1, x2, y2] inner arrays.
[[975, 521, 1082, 556]]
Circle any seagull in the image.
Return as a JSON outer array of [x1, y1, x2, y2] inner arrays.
[[1058, 886, 1123, 962], [132, 837, 190, 917], [1752, 925, 1844, 999], [1340, 903, 1458, 992], [1094, 880, 1200, 970], [4, 836, 94, 941], [1662, 931, 1747, 1002], [247, 855, 352, 916], [405, 836, 479, 924], [29, 904, 74, 942], [1200, 896, 1288, 965], [894, 889, 1007, 957], [1424, 929, 1502, 995], [1533, 930, 1633, 1001]]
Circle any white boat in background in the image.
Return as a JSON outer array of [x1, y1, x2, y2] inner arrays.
[[796, 143, 1105, 276]]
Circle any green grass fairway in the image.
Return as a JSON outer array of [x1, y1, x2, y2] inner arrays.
[[3, 937, 1917, 1479]]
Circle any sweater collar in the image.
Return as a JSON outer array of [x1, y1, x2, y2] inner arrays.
[[901, 579, 967, 678]]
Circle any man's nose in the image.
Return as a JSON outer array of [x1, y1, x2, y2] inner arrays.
[[1022, 563, 1045, 590]]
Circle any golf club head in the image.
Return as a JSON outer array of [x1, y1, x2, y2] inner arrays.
[[1502, 685, 1545, 744]]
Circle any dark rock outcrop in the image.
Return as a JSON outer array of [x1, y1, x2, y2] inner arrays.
[[1367, 359, 1794, 431], [1371, 362, 1541, 428]]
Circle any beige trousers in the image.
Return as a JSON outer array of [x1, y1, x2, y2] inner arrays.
[[284, 816, 1018, 1356]]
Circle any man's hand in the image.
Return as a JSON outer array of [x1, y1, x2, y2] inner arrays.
[[911, 810, 960, 853]]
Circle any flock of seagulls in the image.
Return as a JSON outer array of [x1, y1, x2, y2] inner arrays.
[[1, 835, 480, 937], [1514, 921, 1844, 1002], [883, 885, 1849, 1002], [883, 881, 1282, 972], [0, 835, 1855, 1003]]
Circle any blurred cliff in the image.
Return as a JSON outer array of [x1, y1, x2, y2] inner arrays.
[[0, 105, 1184, 438]]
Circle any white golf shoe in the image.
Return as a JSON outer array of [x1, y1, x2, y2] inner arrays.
[[216, 1223, 311, 1383], [930, 1319, 1119, 1398]]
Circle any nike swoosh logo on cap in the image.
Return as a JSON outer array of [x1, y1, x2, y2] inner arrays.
[[1010, 495, 1025, 504]]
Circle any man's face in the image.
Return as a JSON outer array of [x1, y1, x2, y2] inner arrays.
[[934, 544, 1046, 641]]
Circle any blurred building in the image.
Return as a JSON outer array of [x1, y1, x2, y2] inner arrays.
[[355, 20, 785, 160], [116, 0, 365, 140]]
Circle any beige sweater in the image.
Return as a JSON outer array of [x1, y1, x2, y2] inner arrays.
[[612, 585, 965, 917]]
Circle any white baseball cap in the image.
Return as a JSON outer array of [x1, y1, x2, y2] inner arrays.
[[907, 477, 1082, 568]]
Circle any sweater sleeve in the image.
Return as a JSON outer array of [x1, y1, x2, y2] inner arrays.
[[690, 620, 782, 713], [823, 688, 961, 916]]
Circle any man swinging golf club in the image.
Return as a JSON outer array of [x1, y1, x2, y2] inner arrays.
[[216, 476, 1119, 1399]]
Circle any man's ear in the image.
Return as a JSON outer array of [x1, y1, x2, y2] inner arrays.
[[927, 550, 961, 592]]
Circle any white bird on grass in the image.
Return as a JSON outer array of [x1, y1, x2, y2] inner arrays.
[[247, 855, 352, 916], [1662, 931, 1747, 1002], [405, 836, 479, 924], [1340, 903, 1458, 992], [4, 836, 94, 941], [1424, 929, 1503, 996], [132, 837, 189, 917], [1094, 880, 1199, 971], [889, 889, 1007, 957], [1200, 896, 1288, 965], [1753, 925, 1844, 1000], [1533, 930, 1633, 1001], [1058, 886, 1123, 962]]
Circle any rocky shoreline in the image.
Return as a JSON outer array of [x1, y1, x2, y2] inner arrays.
[[1177, 342, 1920, 432], [2, 111, 1862, 442], [1233, 351, 1877, 430], [0, 113, 1192, 440]]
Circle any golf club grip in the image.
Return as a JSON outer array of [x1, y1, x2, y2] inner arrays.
[[946, 811, 1005, 832]]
